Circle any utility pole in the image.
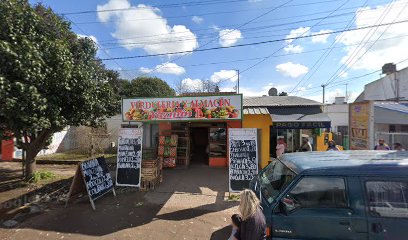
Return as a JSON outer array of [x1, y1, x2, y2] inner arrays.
[[321, 84, 326, 104], [236, 69, 240, 94], [395, 72, 399, 102], [345, 83, 348, 102]]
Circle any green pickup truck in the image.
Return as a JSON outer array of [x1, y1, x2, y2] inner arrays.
[[250, 150, 408, 240]]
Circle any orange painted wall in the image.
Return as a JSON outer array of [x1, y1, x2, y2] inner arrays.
[[1, 140, 14, 161], [242, 114, 272, 169]]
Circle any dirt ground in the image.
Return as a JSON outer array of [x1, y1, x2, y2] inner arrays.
[[0, 162, 238, 240]]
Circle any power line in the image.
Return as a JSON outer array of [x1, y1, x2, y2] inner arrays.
[[299, 57, 408, 97], [324, 0, 408, 87], [99, 11, 355, 48], [62, 0, 249, 15], [100, 19, 408, 60], [137, 0, 295, 77], [183, 0, 351, 87], [93, 0, 405, 44], [68, 19, 133, 79], [99, 19, 356, 48], [115, 33, 408, 72], [289, 0, 370, 95], [75, 1, 384, 24], [61, 0, 344, 16]]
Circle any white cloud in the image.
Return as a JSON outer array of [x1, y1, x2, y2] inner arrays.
[[97, 0, 198, 55], [339, 71, 348, 78], [276, 62, 309, 78], [139, 67, 151, 74], [210, 70, 238, 83], [77, 34, 99, 45], [285, 27, 310, 43], [139, 62, 185, 75], [192, 16, 204, 24], [311, 29, 333, 43], [181, 78, 203, 92], [336, 0, 408, 70], [219, 29, 242, 47], [156, 62, 186, 75], [284, 44, 304, 53]]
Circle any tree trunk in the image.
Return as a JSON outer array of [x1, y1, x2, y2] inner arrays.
[[25, 149, 37, 181], [22, 129, 53, 181]]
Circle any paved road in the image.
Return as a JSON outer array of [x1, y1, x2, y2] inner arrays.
[[0, 165, 238, 240]]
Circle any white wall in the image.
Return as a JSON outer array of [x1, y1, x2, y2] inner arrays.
[[324, 104, 349, 132], [364, 67, 408, 101]]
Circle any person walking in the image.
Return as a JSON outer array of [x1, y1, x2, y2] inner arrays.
[[327, 140, 340, 151], [374, 139, 390, 150], [276, 137, 286, 158], [234, 189, 266, 240]]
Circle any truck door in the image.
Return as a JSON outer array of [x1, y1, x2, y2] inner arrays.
[[363, 178, 408, 240], [271, 176, 366, 239]]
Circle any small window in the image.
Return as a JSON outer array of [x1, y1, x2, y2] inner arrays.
[[284, 177, 347, 211], [366, 181, 408, 218]]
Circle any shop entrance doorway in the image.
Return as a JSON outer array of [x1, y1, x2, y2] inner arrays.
[[190, 127, 209, 165]]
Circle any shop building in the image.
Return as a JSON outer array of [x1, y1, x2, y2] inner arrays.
[[349, 101, 408, 150], [243, 95, 332, 166], [351, 63, 408, 150], [122, 93, 243, 169], [324, 97, 349, 149]]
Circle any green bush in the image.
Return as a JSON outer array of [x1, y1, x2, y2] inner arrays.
[[30, 171, 56, 183]]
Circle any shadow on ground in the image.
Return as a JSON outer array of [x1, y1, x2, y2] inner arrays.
[[0, 165, 238, 238], [210, 225, 231, 240]]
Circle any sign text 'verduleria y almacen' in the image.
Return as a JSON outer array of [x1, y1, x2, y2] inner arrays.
[[122, 95, 242, 122]]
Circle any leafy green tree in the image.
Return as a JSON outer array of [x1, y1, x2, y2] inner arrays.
[[0, 0, 117, 179], [279, 91, 288, 96], [125, 77, 176, 98]]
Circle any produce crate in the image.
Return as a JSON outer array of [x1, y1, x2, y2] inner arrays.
[[141, 168, 158, 179], [142, 159, 158, 168], [139, 177, 160, 191]]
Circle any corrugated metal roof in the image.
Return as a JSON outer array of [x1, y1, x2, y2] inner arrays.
[[243, 107, 269, 115], [374, 102, 408, 114], [244, 96, 322, 107]]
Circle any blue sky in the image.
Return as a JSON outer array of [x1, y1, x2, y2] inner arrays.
[[29, 0, 408, 102]]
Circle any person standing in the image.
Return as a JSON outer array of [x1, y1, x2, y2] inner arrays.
[[235, 189, 266, 240], [276, 137, 286, 158], [374, 139, 390, 150], [299, 137, 312, 152], [327, 140, 340, 151], [393, 143, 406, 151]]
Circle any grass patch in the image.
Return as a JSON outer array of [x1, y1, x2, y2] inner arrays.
[[227, 194, 240, 201], [30, 170, 56, 183]]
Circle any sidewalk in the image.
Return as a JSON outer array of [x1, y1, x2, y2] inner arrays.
[[0, 164, 239, 240]]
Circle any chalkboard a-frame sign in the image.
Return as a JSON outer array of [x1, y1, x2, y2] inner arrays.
[[65, 157, 116, 210], [116, 128, 143, 187], [228, 128, 259, 192]]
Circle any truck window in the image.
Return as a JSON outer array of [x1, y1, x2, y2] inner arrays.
[[259, 160, 296, 204], [284, 177, 348, 211], [366, 181, 408, 218]]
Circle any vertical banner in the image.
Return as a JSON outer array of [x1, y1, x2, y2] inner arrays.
[[228, 128, 259, 192], [116, 128, 143, 187], [349, 102, 370, 150]]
